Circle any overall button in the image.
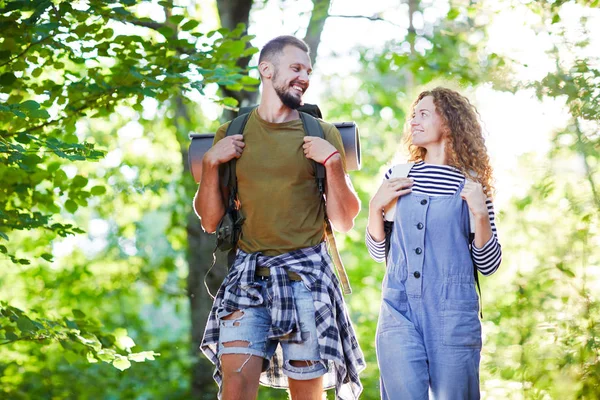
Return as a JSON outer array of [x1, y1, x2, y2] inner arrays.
[[415, 247, 422, 255], [417, 222, 424, 230], [420, 199, 428, 205], [413, 271, 421, 279]]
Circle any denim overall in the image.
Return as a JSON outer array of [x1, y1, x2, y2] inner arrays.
[[376, 180, 481, 400]]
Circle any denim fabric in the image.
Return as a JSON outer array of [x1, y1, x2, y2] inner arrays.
[[218, 279, 327, 381], [377, 180, 481, 400]]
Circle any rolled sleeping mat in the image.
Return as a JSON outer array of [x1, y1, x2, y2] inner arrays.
[[188, 121, 361, 183]]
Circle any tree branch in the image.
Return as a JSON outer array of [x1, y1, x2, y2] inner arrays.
[[5, 89, 117, 139], [120, 17, 164, 32], [574, 119, 600, 210], [327, 14, 403, 28], [0, 35, 54, 68]]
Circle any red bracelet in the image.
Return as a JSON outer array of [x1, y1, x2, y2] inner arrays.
[[323, 150, 339, 165]]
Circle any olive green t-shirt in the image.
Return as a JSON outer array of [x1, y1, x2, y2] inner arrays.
[[214, 109, 346, 256]]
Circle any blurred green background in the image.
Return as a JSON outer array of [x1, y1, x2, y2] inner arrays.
[[1, 0, 598, 399]]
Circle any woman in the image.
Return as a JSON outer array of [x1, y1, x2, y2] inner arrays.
[[366, 87, 502, 399]]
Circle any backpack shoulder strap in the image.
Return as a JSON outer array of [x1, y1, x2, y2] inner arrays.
[[220, 111, 252, 188], [299, 111, 352, 294], [225, 111, 252, 137], [299, 111, 325, 195]]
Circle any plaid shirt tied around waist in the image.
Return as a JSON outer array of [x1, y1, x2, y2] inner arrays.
[[201, 242, 365, 399]]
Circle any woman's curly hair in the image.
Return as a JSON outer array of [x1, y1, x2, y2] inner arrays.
[[404, 87, 494, 196]]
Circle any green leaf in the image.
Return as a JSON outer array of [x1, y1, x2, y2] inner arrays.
[[41, 253, 53, 262], [168, 15, 185, 25], [142, 88, 156, 97], [157, 26, 175, 38], [181, 20, 199, 31], [556, 262, 575, 278], [71, 175, 88, 188], [86, 352, 99, 363], [447, 8, 460, 20], [90, 185, 106, 195], [29, 109, 51, 119], [19, 100, 41, 111], [17, 316, 37, 333], [11, 109, 26, 118], [222, 97, 238, 107], [0, 231, 8, 241], [128, 351, 158, 362], [65, 319, 78, 329], [96, 350, 115, 362], [65, 199, 78, 213], [112, 356, 132, 371], [72, 309, 86, 319], [0, 73, 17, 86]]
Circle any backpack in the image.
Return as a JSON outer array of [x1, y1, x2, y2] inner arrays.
[[215, 104, 352, 295]]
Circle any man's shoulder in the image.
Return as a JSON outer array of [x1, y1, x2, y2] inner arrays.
[[314, 118, 341, 140], [214, 121, 231, 142], [315, 118, 337, 131]]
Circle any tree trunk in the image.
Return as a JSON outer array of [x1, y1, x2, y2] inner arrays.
[[217, 0, 257, 121], [185, 1, 255, 398], [304, 0, 332, 66], [406, 0, 419, 91], [179, 91, 224, 399]]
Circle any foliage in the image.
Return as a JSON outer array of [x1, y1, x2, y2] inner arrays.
[[0, 0, 257, 380], [0, 0, 257, 264]]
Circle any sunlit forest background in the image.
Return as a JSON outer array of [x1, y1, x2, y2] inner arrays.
[[1, 0, 599, 399]]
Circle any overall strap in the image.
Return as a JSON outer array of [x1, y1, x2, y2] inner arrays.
[[299, 112, 352, 295], [383, 163, 415, 263], [463, 178, 482, 318]]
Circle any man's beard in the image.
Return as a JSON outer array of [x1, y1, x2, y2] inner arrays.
[[273, 74, 302, 109]]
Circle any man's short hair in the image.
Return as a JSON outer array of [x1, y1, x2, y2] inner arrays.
[[258, 35, 310, 65]]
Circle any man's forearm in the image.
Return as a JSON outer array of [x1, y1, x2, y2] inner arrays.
[[324, 156, 360, 232], [194, 158, 225, 233]]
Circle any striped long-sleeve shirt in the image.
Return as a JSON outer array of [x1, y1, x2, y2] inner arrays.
[[365, 161, 502, 276]]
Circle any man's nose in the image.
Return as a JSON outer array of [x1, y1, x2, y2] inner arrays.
[[298, 70, 309, 82]]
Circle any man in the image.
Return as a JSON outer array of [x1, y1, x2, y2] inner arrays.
[[195, 36, 365, 400]]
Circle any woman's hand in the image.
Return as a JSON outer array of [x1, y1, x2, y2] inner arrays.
[[460, 180, 488, 217], [370, 177, 414, 213]]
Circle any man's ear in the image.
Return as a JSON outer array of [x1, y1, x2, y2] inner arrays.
[[258, 61, 272, 80]]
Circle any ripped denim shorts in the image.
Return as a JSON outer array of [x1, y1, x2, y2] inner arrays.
[[217, 279, 327, 380]]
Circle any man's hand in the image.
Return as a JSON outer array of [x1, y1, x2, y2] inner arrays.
[[204, 134, 245, 165], [302, 136, 338, 164]]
